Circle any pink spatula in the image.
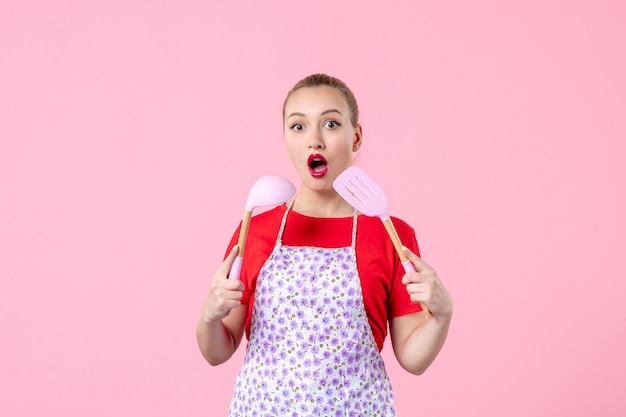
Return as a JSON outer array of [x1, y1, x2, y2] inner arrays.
[[333, 166, 433, 317]]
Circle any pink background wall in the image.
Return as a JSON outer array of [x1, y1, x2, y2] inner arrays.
[[2, 1, 625, 416]]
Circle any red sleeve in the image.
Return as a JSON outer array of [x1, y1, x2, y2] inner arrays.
[[356, 215, 422, 351]]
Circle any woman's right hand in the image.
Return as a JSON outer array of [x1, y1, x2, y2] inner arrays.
[[200, 246, 245, 322]]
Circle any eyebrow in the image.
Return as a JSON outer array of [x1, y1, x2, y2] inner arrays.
[[287, 109, 343, 119]]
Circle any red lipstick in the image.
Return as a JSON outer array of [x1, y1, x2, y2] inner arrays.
[[308, 154, 328, 178]]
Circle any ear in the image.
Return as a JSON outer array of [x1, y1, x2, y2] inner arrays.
[[352, 125, 363, 152]]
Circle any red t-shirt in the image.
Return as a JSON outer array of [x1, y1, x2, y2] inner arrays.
[[225, 204, 422, 351]]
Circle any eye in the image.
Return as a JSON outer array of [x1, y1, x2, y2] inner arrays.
[[324, 120, 340, 129], [290, 123, 304, 131]]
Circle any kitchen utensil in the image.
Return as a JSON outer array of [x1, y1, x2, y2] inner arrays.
[[229, 175, 296, 280], [333, 166, 433, 317]]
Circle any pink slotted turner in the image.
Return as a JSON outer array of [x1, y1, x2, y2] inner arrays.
[[333, 166, 433, 317]]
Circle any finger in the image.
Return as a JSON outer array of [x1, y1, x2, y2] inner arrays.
[[212, 286, 244, 302], [402, 268, 438, 286], [213, 278, 245, 293], [217, 246, 239, 275], [210, 279, 244, 302], [404, 277, 433, 292], [402, 270, 423, 285], [402, 268, 441, 286], [202, 297, 241, 321], [401, 246, 434, 273], [212, 275, 245, 293]]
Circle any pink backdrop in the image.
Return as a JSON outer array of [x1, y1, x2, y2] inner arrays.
[[1, 1, 625, 416]]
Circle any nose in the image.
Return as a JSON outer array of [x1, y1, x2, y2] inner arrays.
[[307, 127, 325, 149]]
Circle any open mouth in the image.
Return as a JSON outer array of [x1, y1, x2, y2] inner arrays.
[[308, 154, 328, 178]]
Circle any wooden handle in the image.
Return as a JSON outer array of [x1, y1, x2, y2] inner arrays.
[[382, 218, 408, 262], [236, 210, 252, 258], [382, 218, 434, 318]]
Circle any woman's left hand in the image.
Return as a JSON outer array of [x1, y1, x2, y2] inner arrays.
[[401, 247, 453, 319]]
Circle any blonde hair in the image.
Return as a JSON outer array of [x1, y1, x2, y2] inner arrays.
[[282, 73, 360, 127]]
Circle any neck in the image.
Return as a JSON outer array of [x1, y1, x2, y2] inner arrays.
[[290, 189, 354, 218]]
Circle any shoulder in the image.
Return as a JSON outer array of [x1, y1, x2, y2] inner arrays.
[[390, 215, 414, 231], [357, 214, 416, 235], [390, 215, 416, 237], [357, 214, 419, 254], [250, 204, 287, 226], [246, 204, 286, 243]]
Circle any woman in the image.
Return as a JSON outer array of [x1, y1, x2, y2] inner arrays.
[[196, 74, 453, 416]]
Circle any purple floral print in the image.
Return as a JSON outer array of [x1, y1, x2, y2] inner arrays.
[[228, 208, 396, 416]]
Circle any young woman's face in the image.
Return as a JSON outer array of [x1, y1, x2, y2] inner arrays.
[[283, 86, 362, 192]]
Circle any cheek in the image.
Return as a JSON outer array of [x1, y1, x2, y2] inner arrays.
[[284, 142, 300, 164], [332, 136, 356, 155]]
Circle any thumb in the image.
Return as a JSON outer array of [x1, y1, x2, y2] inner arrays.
[[219, 245, 240, 274], [401, 245, 430, 272]]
